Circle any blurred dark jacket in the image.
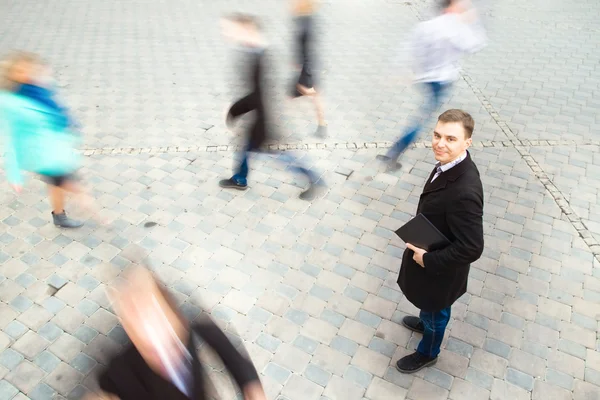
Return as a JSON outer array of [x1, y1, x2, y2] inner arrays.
[[227, 46, 272, 151], [98, 318, 259, 399]]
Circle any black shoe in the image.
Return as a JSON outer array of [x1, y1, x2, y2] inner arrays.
[[219, 178, 248, 190], [299, 181, 326, 201], [52, 211, 84, 229], [315, 125, 327, 138], [402, 316, 425, 334], [396, 351, 438, 374], [376, 154, 401, 171]]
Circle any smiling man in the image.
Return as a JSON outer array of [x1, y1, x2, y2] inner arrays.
[[395, 109, 484, 373]]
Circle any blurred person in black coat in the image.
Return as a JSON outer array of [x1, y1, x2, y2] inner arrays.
[[84, 267, 266, 400], [218, 13, 325, 201], [395, 109, 484, 373]]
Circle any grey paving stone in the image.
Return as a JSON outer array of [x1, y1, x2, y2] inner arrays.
[[107, 326, 130, 346], [320, 310, 346, 329], [546, 368, 574, 390], [343, 365, 373, 388], [9, 296, 33, 313], [500, 312, 525, 330], [330, 336, 359, 357], [465, 367, 494, 391], [73, 326, 98, 345], [506, 368, 535, 391], [247, 307, 273, 324], [41, 298, 66, 315], [483, 339, 511, 359], [47, 275, 68, 291], [37, 323, 63, 343], [0, 349, 24, 371], [263, 363, 291, 385], [76, 299, 100, 317], [5, 361, 45, 393], [293, 335, 319, 355], [355, 310, 381, 329], [257, 333, 282, 353], [303, 363, 332, 388], [69, 353, 97, 375], [0, 380, 19, 400], [368, 337, 396, 358], [558, 339, 587, 360], [34, 351, 61, 373], [424, 367, 454, 390], [28, 382, 56, 400], [285, 309, 309, 326], [76, 275, 100, 291], [445, 337, 474, 358], [45, 362, 83, 396], [3, 322, 28, 340]]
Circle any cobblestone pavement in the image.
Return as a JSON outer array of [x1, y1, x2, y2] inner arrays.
[[1, 0, 600, 399]]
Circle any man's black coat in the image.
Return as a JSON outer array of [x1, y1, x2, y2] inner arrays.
[[397, 151, 484, 312]]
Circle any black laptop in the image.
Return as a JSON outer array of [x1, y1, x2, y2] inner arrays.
[[394, 213, 451, 252]]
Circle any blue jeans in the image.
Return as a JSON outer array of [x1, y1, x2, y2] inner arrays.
[[416, 307, 451, 358], [232, 150, 319, 186], [387, 81, 451, 161]]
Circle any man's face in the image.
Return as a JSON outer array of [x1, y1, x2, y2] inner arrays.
[[431, 121, 472, 164]]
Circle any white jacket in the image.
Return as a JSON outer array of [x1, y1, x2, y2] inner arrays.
[[398, 12, 487, 83]]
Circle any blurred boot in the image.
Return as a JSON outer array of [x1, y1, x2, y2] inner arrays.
[[52, 211, 83, 228]]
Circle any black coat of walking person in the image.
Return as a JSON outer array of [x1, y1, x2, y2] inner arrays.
[[395, 109, 484, 374], [218, 13, 325, 200], [85, 267, 267, 400]]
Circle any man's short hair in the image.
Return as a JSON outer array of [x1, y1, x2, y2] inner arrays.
[[437, 109, 475, 138], [223, 13, 261, 30]]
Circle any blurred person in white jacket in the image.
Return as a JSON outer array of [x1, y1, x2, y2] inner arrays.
[[377, 0, 486, 170]]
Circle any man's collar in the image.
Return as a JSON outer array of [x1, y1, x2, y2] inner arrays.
[[436, 151, 468, 172]]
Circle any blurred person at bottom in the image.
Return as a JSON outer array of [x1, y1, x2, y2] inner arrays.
[[219, 13, 326, 201], [0, 52, 101, 228], [377, 0, 486, 171], [288, 0, 327, 137], [86, 267, 266, 400], [395, 110, 484, 373]]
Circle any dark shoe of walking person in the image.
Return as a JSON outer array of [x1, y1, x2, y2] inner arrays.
[[402, 316, 425, 334], [314, 125, 327, 138], [396, 351, 438, 374], [52, 211, 83, 229], [219, 178, 248, 191], [299, 181, 326, 201], [376, 154, 402, 171]]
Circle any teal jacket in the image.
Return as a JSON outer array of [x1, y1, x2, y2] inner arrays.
[[1, 90, 81, 185]]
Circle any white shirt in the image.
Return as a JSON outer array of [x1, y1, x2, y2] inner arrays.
[[430, 151, 467, 183], [396, 13, 487, 83]]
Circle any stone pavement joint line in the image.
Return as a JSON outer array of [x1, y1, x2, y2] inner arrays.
[[462, 71, 600, 262], [79, 138, 600, 156]]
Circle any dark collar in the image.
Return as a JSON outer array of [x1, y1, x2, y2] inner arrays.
[[422, 151, 473, 194]]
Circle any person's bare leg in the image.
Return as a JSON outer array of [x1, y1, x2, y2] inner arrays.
[[48, 184, 84, 228], [312, 92, 326, 126], [311, 90, 327, 137], [61, 181, 107, 225], [294, 83, 326, 136], [48, 184, 65, 214]]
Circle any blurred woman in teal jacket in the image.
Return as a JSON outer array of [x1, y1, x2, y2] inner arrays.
[[1, 52, 99, 228]]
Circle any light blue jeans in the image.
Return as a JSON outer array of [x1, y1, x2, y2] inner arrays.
[[386, 81, 451, 162]]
